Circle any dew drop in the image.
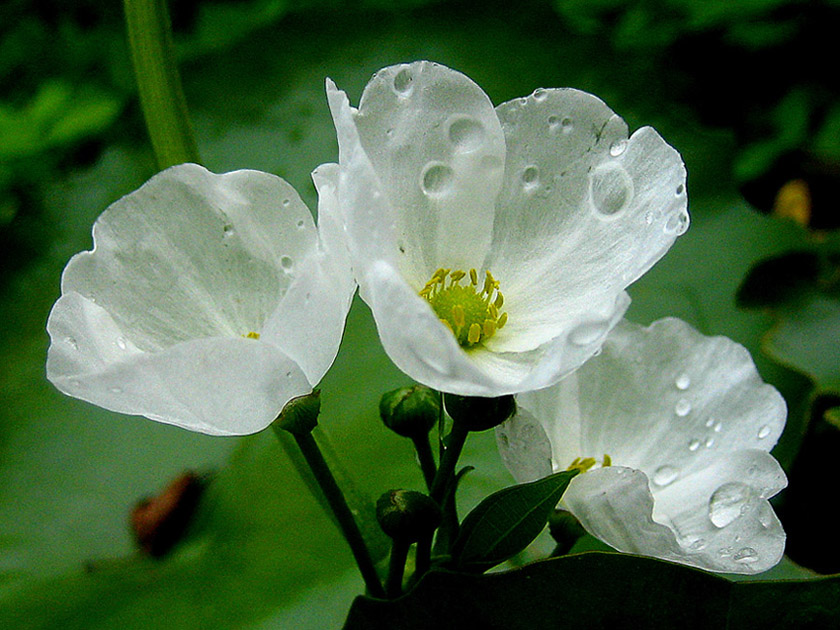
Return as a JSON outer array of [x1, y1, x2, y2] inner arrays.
[[757, 425, 771, 439], [652, 465, 679, 487], [688, 439, 701, 452], [109, 386, 123, 394], [116, 336, 127, 350], [709, 482, 751, 528], [521, 165, 540, 188], [280, 256, 294, 272], [665, 211, 689, 235], [675, 399, 691, 417], [64, 337, 78, 350], [421, 163, 455, 196], [690, 538, 707, 551], [569, 320, 608, 346], [448, 116, 485, 152], [282, 198, 291, 207], [393, 68, 413, 95], [676, 183, 685, 196], [547, 115, 560, 130], [705, 437, 715, 448], [675, 373, 691, 390], [713, 421, 723, 433], [705, 418, 715, 428], [590, 164, 633, 217], [532, 87, 548, 101], [385, 127, 394, 138], [561, 117, 573, 133], [285, 371, 292, 378], [296, 219, 305, 229], [645, 211, 654, 225], [222, 224, 235, 237], [733, 547, 759, 564], [609, 139, 627, 157]]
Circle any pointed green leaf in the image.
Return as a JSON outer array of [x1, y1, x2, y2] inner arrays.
[[452, 471, 577, 572]]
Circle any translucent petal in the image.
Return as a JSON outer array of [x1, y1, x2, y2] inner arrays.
[[47, 293, 310, 436], [60, 164, 318, 351], [486, 89, 687, 352], [261, 163, 356, 384], [328, 62, 506, 287], [573, 318, 787, 475]]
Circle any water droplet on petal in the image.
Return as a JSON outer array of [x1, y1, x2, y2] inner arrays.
[[675, 399, 691, 417], [705, 418, 715, 428], [222, 224, 234, 238], [393, 68, 413, 95], [109, 386, 123, 394], [282, 198, 291, 207], [421, 163, 455, 196], [757, 425, 771, 439], [645, 211, 654, 225], [590, 164, 633, 217], [116, 336, 127, 350], [665, 211, 689, 235], [532, 87, 548, 101], [448, 116, 485, 152], [733, 547, 759, 564], [64, 337, 78, 350], [652, 465, 679, 487], [688, 439, 701, 452], [561, 117, 573, 133], [709, 482, 751, 528], [609, 139, 627, 157], [280, 256, 294, 272], [690, 538, 707, 551], [675, 373, 690, 390], [297, 219, 305, 229], [713, 421, 723, 433], [676, 183, 685, 196], [521, 165, 540, 189], [569, 320, 608, 346], [705, 437, 715, 448]]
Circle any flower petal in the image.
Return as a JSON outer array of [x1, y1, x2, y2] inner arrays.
[[495, 408, 554, 483], [487, 89, 687, 352], [328, 62, 506, 285], [571, 318, 787, 476], [60, 163, 318, 350], [47, 293, 311, 435], [261, 163, 356, 384]]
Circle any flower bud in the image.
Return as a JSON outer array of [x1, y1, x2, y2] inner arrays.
[[274, 390, 320, 435], [376, 489, 442, 542], [443, 393, 515, 432], [379, 386, 440, 438]]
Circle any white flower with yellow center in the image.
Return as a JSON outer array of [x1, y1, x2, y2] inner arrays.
[[327, 61, 689, 396], [46, 163, 353, 435], [496, 318, 788, 574]]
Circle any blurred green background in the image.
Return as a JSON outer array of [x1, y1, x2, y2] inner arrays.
[[1, 0, 839, 627]]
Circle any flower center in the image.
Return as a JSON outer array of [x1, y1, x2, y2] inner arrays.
[[419, 268, 508, 348], [567, 454, 612, 473]]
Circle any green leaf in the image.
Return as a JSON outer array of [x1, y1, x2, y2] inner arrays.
[[451, 471, 577, 572], [344, 553, 838, 630]]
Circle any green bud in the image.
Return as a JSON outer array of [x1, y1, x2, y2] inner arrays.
[[376, 489, 442, 542], [274, 390, 321, 435], [379, 386, 440, 438], [443, 393, 515, 432]]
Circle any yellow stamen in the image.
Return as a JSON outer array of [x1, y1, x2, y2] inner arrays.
[[483, 319, 496, 338], [468, 323, 481, 345], [452, 305, 466, 328], [469, 268, 478, 285], [497, 312, 508, 329], [245, 331, 260, 340]]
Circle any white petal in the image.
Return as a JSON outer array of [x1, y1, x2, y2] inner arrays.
[[328, 62, 506, 286], [60, 163, 318, 350], [486, 89, 687, 353], [364, 260, 624, 396], [563, 467, 684, 560], [47, 293, 310, 436], [261, 164, 356, 384], [496, 409, 553, 483], [572, 318, 787, 476]]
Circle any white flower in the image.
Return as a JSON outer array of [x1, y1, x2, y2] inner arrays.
[[497, 317, 788, 574], [326, 61, 689, 396], [46, 163, 354, 436]]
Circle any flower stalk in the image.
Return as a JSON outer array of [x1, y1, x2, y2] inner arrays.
[[124, 0, 200, 168]]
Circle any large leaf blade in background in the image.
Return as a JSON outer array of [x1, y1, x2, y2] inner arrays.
[[1, 0, 836, 628]]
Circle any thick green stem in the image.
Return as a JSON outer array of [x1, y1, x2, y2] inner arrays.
[[273, 427, 385, 598], [124, 0, 200, 168], [385, 538, 410, 599], [430, 422, 469, 505], [412, 434, 437, 491]]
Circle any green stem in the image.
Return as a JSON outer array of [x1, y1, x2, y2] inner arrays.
[[385, 538, 410, 598], [274, 427, 385, 599], [412, 434, 437, 491], [124, 0, 200, 168], [430, 422, 469, 505], [414, 531, 432, 580]]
